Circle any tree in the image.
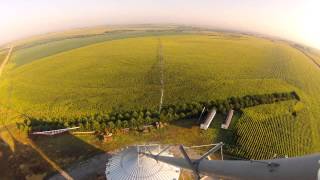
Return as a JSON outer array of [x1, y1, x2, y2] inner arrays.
[[100, 122, 107, 132], [159, 113, 167, 122], [179, 112, 186, 119], [218, 104, 224, 113], [160, 109, 167, 115], [145, 111, 152, 117], [234, 102, 241, 110], [43, 124, 49, 131], [174, 113, 180, 120], [194, 102, 202, 111], [137, 116, 145, 126], [108, 121, 115, 130], [192, 109, 198, 116], [93, 121, 100, 131], [117, 113, 124, 120], [64, 122, 69, 128], [132, 111, 139, 118], [166, 113, 173, 122], [168, 107, 174, 114], [122, 120, 129, 128], [103, 114, 110, 121], [79, 122, 85, 131], [85, 122, 92, 130], [95, 113, 102, 122], [129, 118, 136, 128], [152, 111, 160, 119], [186, 112, 193, 119], [116, 120, 122, 128], [145, 116, 152, 124], [181, 103, 187, 112], [124, 113, 130, 119], [139, 111, 144, 117], [221, 108, 227, 115]]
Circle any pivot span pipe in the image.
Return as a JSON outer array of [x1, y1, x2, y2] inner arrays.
[[144, 152, 320, 180]]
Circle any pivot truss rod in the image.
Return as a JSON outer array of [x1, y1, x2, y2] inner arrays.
[[179, 142, 224, 180]]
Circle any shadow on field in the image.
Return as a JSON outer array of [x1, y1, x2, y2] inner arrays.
[[29, 125, 107, 179], [170, 118, 196, 129], [0, 126, 54, 180]]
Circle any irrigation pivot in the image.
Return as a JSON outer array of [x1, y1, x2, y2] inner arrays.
[[32, 127, 80, 136], [143, 143, 320, 180]]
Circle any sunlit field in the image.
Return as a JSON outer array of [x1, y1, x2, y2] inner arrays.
[[1, 31, 320, 163]]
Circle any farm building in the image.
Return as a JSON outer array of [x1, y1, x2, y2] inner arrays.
[[200, 108, 217, 130], [221, 110, 234, 129]]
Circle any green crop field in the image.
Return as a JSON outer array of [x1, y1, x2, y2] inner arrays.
[[1, 29, 320, 161], [230, 100, 307, 159], [11, 29, 184, 67], [0, 49, 8, 65]]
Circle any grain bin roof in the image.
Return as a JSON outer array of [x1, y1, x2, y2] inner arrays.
[[106, 146, 180, 180]]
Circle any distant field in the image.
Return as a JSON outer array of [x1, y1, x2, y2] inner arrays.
[[1, 31, 320, 159], [11, 24, 181, 49], [11, 30, 185, 67], [2, 37, 161, 116], [4, 35, 305, 114], [162, 35, 301, 102]]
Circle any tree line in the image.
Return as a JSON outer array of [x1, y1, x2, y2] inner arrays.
[[17, 91, 299, 134]]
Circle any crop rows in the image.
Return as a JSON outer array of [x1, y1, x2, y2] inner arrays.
[[228, 101, 313, 159], [2, 33, 320, 158]]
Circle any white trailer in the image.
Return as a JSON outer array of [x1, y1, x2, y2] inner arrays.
[[221, 109, 234, 129], [200, 108, 217, 130]]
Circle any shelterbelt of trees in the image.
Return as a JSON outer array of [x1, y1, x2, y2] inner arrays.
[[17, 91, 299, 134]]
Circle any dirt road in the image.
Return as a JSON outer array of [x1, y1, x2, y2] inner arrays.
[[292, 45, 320, 69], [0, 45, 74, 179], [0, 46, 14, 76], [27, 140, 74, 180], [0, 46, 14, 129]]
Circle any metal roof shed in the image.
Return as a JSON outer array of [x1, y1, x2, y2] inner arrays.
[[221, 110, 234, 129], [200, 108, 217, 130]]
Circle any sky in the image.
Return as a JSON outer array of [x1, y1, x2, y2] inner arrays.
[[0, 0, 320, 49]]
